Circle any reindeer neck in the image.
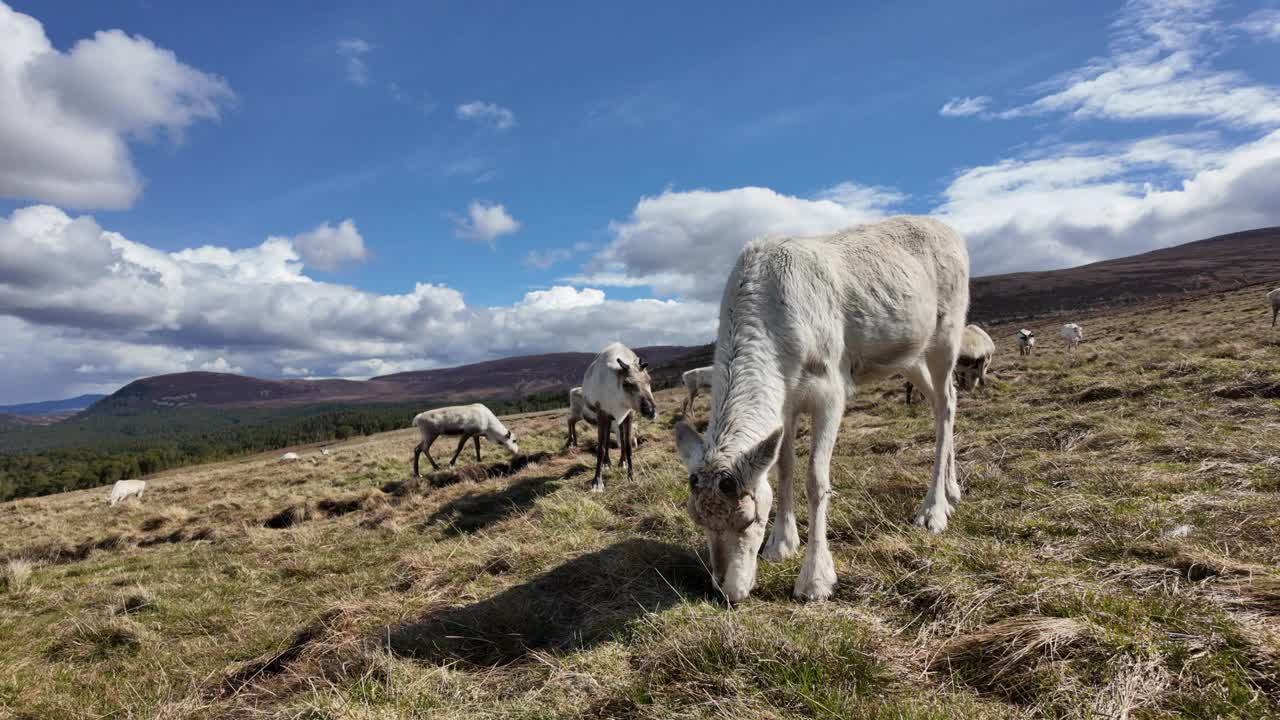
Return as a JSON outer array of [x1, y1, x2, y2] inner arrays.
[[706, 325, 786, 458]]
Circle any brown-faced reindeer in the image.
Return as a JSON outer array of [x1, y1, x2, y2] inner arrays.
[[580, 343, 657, 492], [566, 386, 635, 453]]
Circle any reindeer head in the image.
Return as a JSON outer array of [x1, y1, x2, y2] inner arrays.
[[500, 428, 519, 455], [674, 422, 782, 603], [955, 357, 983, 390], [615, 357, 657, 420]]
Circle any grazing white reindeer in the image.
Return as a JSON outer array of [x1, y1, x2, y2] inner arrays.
[[1268, 289, 1280, 327], [680, 366, 715, 415], [1017, 329, 1036, 356], [906, 324, 993, 401], [1061, 323, 1084, 351], [566, 386, 635, 452], [581, 343, 657, 492], [108, 479, 146, 506], [412, 404, 519, 477], [674, 216, 969, 603], [955, 324, 995, 392]]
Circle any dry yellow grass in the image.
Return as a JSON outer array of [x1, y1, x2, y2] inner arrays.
[[2, 285, 1280, 718]]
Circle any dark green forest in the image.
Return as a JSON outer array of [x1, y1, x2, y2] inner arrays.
[[0, 391, 565, 502]]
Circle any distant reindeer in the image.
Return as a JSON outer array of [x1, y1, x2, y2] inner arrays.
[[675, 217, 969, 602], [1061, 323, 1083, 351], [1268, 288, 1280, 327], [108, 480, 146, 506], [680, 366, 714, 415], [1017, 329, 1036, 356]]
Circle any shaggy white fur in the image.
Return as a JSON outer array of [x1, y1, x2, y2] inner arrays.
[[680, 366, 715, 415], [675, 216, 969, 603], [566, 386, 634, 451], [1061, 323, 1084, 351], [955, 324, 995, 391], [412, 404, 518, 477], [581, 342, 657, 492], [108, 479, 146, 506]]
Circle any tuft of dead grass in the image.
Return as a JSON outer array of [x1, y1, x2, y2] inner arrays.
[[931, 616, 1093, 702], [2, 557, 34, 592]]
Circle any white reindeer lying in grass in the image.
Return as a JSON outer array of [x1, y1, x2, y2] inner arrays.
[[675, 216, 969, 603]]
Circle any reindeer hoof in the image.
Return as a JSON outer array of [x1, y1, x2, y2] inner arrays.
[[912, 500, 952, 534]]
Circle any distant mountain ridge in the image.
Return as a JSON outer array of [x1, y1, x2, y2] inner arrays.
[[0, 394, 106, 416], [78, 224, 1280, 417], [650, 225, 1280, 382], [87, 346, 696, 415], [968, 226, 1280, 322]]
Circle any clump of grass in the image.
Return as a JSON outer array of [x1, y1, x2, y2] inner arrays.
[[636, 609, 889, 717], [48, 615, 151, 662], [264, 499, 312, 529], [1087, 655, 1172, 719], [931, 616, 1094, 702], [1215, 576, 1280, 613], [112, 586, 156, 616], [2, 558, 35, 593]]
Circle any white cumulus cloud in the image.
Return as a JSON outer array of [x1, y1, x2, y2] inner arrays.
[[453, 201, 520, 243], [579, 183, 905, 301], [0, 1, 235, 209], [0, 206, 716, 403], [199, 356, 243, 374], [291, 219, 367, 272]]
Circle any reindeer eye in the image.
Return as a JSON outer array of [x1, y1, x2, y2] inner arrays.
[[622, 381, 638, 392], [718, 475, 738, 496]]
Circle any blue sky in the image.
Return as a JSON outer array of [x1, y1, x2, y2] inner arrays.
[[1, 0, 1279, 402]]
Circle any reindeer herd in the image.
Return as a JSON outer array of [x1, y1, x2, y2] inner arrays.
[[396, 216, 1112, 602], [104, 214, 1280, 603]]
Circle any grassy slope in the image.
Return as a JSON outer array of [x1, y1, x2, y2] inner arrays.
[[2, 286, 1280, 719]]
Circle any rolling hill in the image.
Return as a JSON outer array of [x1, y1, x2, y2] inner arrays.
[[969, 225, 1280, 322], [0, 394, 106, 416], [86, 346, 697, 415], [80, 225, 1280, 416]]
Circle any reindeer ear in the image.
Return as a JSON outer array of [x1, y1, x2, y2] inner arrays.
[[739, 427, 783, 477], [616, 358, 630, 372], [674, 421, 704, 469]]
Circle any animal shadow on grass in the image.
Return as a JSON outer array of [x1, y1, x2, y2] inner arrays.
[[427, 473, 562, 536], [382, 451, 552, 496], [386, 538, 714, 667]]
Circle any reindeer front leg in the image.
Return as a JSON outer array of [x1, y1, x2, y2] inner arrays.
[[591, 411, 612, 492], [448, 434, 469, 466]]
